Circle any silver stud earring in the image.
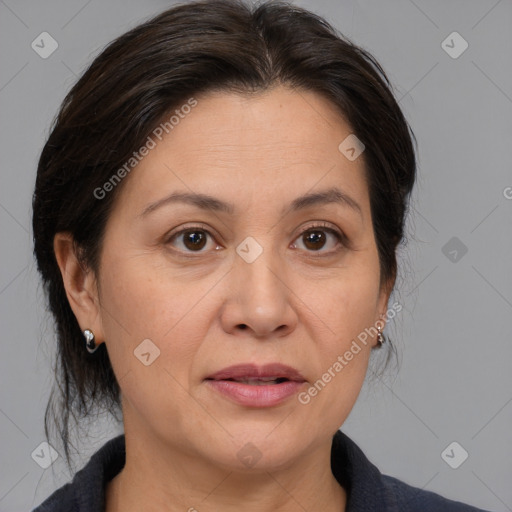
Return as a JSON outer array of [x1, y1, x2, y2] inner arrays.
[[377, 325, 385, 347], [84, 329, 99, 353]]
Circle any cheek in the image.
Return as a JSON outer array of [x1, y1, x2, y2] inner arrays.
[[308, 262, 381, 348], [295, 266, 379, 411], [98, 262, 210, 438], [97, 253, 210, 386], [97, 256, 188, 377], [99, 248, 198, 339]]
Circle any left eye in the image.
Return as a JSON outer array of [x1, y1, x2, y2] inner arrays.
[[291, 226, 343, 253]]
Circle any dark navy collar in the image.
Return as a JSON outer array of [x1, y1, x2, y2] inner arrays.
[[331, 429, 397, 510]]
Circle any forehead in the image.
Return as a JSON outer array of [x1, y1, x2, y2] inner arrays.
[[115, 86, 369, 217]]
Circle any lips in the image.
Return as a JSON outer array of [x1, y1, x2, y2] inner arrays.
[[205, 363, 306, 384], [205, 363, 307, 407]]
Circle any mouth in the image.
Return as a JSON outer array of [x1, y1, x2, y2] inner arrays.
[[206, 377, 292, 385], [204, 362, 306, 384], [204, 363, 306, 407]]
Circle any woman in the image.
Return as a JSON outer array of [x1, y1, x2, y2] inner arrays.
[[31, 0, 492, 510]]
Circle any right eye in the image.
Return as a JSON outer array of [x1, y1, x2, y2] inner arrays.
[[166, 225, 220, 253]]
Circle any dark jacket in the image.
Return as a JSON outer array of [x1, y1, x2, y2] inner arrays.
[[32, 430, 492, 511]]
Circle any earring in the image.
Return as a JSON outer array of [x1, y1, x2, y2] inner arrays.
[[377, 325, 385, 347], [84, 329, 99, 353]]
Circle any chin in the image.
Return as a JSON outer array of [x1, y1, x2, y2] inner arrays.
[[199, 428, 306, 472]]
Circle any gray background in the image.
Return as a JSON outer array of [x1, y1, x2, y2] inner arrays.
[[0, 0, 511, 510]]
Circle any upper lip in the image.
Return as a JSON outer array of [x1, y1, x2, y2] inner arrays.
[[205, 363, 306, 382]]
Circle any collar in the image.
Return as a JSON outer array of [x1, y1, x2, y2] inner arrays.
[[331, 429, 397, 510]]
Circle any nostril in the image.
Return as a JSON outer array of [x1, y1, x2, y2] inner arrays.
[[238, 324, 247, 329]]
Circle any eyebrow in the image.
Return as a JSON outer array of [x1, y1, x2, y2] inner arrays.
[[139, 186, 362, 219]]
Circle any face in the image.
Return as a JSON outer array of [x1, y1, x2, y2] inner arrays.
[[67, 86, 391, 471]]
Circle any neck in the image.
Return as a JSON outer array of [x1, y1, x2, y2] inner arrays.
[[105, 428, 347, 512]]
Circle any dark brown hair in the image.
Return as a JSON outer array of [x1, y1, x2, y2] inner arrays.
[[32, 0, 416, 466]]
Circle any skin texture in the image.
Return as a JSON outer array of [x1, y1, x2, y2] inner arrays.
[[54, 85, 392, 512]]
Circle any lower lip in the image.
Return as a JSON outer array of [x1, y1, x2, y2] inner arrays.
[[205, 379, 305, 407]]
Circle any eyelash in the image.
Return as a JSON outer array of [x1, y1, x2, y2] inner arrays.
[[165, 222, 346, 258]]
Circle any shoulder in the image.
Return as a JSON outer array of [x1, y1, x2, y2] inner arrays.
[[381, 473, 492, 511], [31, 480, 77, 512], [331, 429, 492, 511], [31, 434, 126, 512]]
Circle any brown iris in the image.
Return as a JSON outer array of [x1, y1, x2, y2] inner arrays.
[[182, 230, 207, 251], [302, 230, 326, 251]]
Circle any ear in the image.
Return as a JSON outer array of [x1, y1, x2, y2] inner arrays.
[[374, 272, 396, 345], [53, 232, 105, 347]]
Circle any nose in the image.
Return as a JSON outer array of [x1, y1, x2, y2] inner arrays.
[[219, 249, 298, 339]]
